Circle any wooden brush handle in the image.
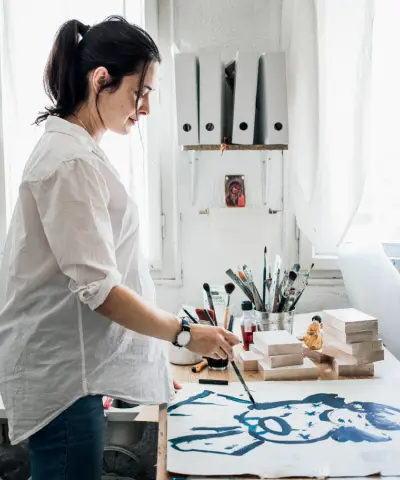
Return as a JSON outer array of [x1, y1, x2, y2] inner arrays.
[[223, 308, 229, 329], [191, 359, 208, 373]]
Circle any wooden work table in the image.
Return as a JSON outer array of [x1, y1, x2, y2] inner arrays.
[[156, 312, 400, 480]]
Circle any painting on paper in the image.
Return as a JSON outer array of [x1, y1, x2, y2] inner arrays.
[[167, 380, 400, 478]]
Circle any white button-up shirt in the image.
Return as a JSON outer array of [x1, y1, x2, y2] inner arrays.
[[0, 117, 174, 444]]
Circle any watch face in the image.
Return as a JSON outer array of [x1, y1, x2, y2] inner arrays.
[[177, 330, 191, 347]]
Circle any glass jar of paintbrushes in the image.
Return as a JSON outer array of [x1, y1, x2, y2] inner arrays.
[[225, 250, 314, 335]]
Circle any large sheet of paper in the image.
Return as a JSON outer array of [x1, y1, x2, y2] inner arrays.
[[167, 380, 400, 478]]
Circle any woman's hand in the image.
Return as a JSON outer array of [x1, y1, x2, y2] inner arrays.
[[187, 324, 239, 360]]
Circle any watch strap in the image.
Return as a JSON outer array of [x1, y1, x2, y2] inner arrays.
[[172, 318, 191, 347]]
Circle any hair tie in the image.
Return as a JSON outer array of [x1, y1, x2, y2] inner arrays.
[[77, 21, 90, 37]]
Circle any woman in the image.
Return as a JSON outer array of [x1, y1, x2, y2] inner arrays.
[[0, 16, 238, 479]]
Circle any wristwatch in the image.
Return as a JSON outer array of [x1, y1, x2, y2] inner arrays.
[[173, 318, 191, 348]]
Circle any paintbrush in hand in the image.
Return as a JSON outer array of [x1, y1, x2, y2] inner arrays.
[[231, 361, 255, 404]]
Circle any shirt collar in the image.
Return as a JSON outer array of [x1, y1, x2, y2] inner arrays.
[[45, 116, 96, 147], [45, 116, 108, 160]]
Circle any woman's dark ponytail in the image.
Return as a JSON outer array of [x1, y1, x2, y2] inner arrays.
[[36, 20, 89, 124], [36, 16, 160, 124]]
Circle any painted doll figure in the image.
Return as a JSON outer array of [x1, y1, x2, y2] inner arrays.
[[304, 315, 323, 350], [168, 390, 400, 456]]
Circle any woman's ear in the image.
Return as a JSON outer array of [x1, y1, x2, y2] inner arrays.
[[91, 66, 111, 94]]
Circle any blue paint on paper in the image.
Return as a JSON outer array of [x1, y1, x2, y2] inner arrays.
[[168, 391, 400, 456], [225, 444, 239, 450]]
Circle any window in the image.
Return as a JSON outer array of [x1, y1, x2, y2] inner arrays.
[[0, 0, 163, 267], [298, 231, 339, 273]]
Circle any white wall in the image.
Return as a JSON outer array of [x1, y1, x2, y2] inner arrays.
[[154, 0, 350, 316]]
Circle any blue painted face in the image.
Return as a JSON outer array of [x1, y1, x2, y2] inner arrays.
[[168, 391, 400, 456], [238, 393, 400, 444]]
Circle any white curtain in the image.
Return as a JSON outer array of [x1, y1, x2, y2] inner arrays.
[[344, 0, 400, 245], [282, 0, 374, 255], [338, 0, 400, 357], [0, 0, 150, 256]]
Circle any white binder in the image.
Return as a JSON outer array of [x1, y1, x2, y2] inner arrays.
[[174, 53, 199, 146], [199, 51, 225, 144], [256, 53, 289, 145], [232, 51, 260, 145]]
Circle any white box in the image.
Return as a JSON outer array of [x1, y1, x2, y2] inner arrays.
[[232, 51, 259, 145], [256, 52, 288, 145], [253, 330, 302, 356], [258, 357, 318, 381], [175, 53, 199, 145], [323, 308, 378, 333]]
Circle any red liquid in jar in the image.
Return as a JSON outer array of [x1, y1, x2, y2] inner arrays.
[[241, 324, 256, 351]]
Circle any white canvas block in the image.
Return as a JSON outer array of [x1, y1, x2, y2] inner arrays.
[[324, 334, 383, 356], [323, 344, 384, 365], [323, 323, 379, 344], [253, 330, 302, 356], [258, 357, 318, 381], [249, 344, 263, 356], [302, 345, 332, 364], [333, 357, 374, 377], [167, 380, 400, 478], [267, 353, 304, 368], [323, 308, 378, 333], [238, 350, 262, 371]]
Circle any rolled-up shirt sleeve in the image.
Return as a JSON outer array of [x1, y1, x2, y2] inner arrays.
[[29, 157, 121, 310]]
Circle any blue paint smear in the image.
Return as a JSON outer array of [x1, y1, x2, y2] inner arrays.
[[191, 426, 241, 432], [331, 426, 391, 443], [168, 390, 400, 456], [169, 413, 192, 417]]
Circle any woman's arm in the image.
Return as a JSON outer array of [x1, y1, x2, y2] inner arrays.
[[96, 285, 239, 359]]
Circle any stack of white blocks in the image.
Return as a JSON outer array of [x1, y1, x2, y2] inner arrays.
[[239, 330, 318, 381], [322, 308, 384, 376]]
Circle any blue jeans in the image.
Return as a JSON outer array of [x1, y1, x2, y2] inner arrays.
[[28, 395, 105, 480]]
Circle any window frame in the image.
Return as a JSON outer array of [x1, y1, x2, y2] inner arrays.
[[0, 6, 8, 254]]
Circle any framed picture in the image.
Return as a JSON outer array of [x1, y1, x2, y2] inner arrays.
[[225, 175, 246, 208]]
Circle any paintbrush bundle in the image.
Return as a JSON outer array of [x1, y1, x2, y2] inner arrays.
[[321, 308, 384, 376], [225, 248, 313, 313]]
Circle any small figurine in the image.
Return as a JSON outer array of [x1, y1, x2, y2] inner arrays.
[[304, 315, 323, 350]]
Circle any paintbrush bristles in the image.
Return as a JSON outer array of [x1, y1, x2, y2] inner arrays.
[[224, 282, 235, 295], [203, 283, 210, 292]]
